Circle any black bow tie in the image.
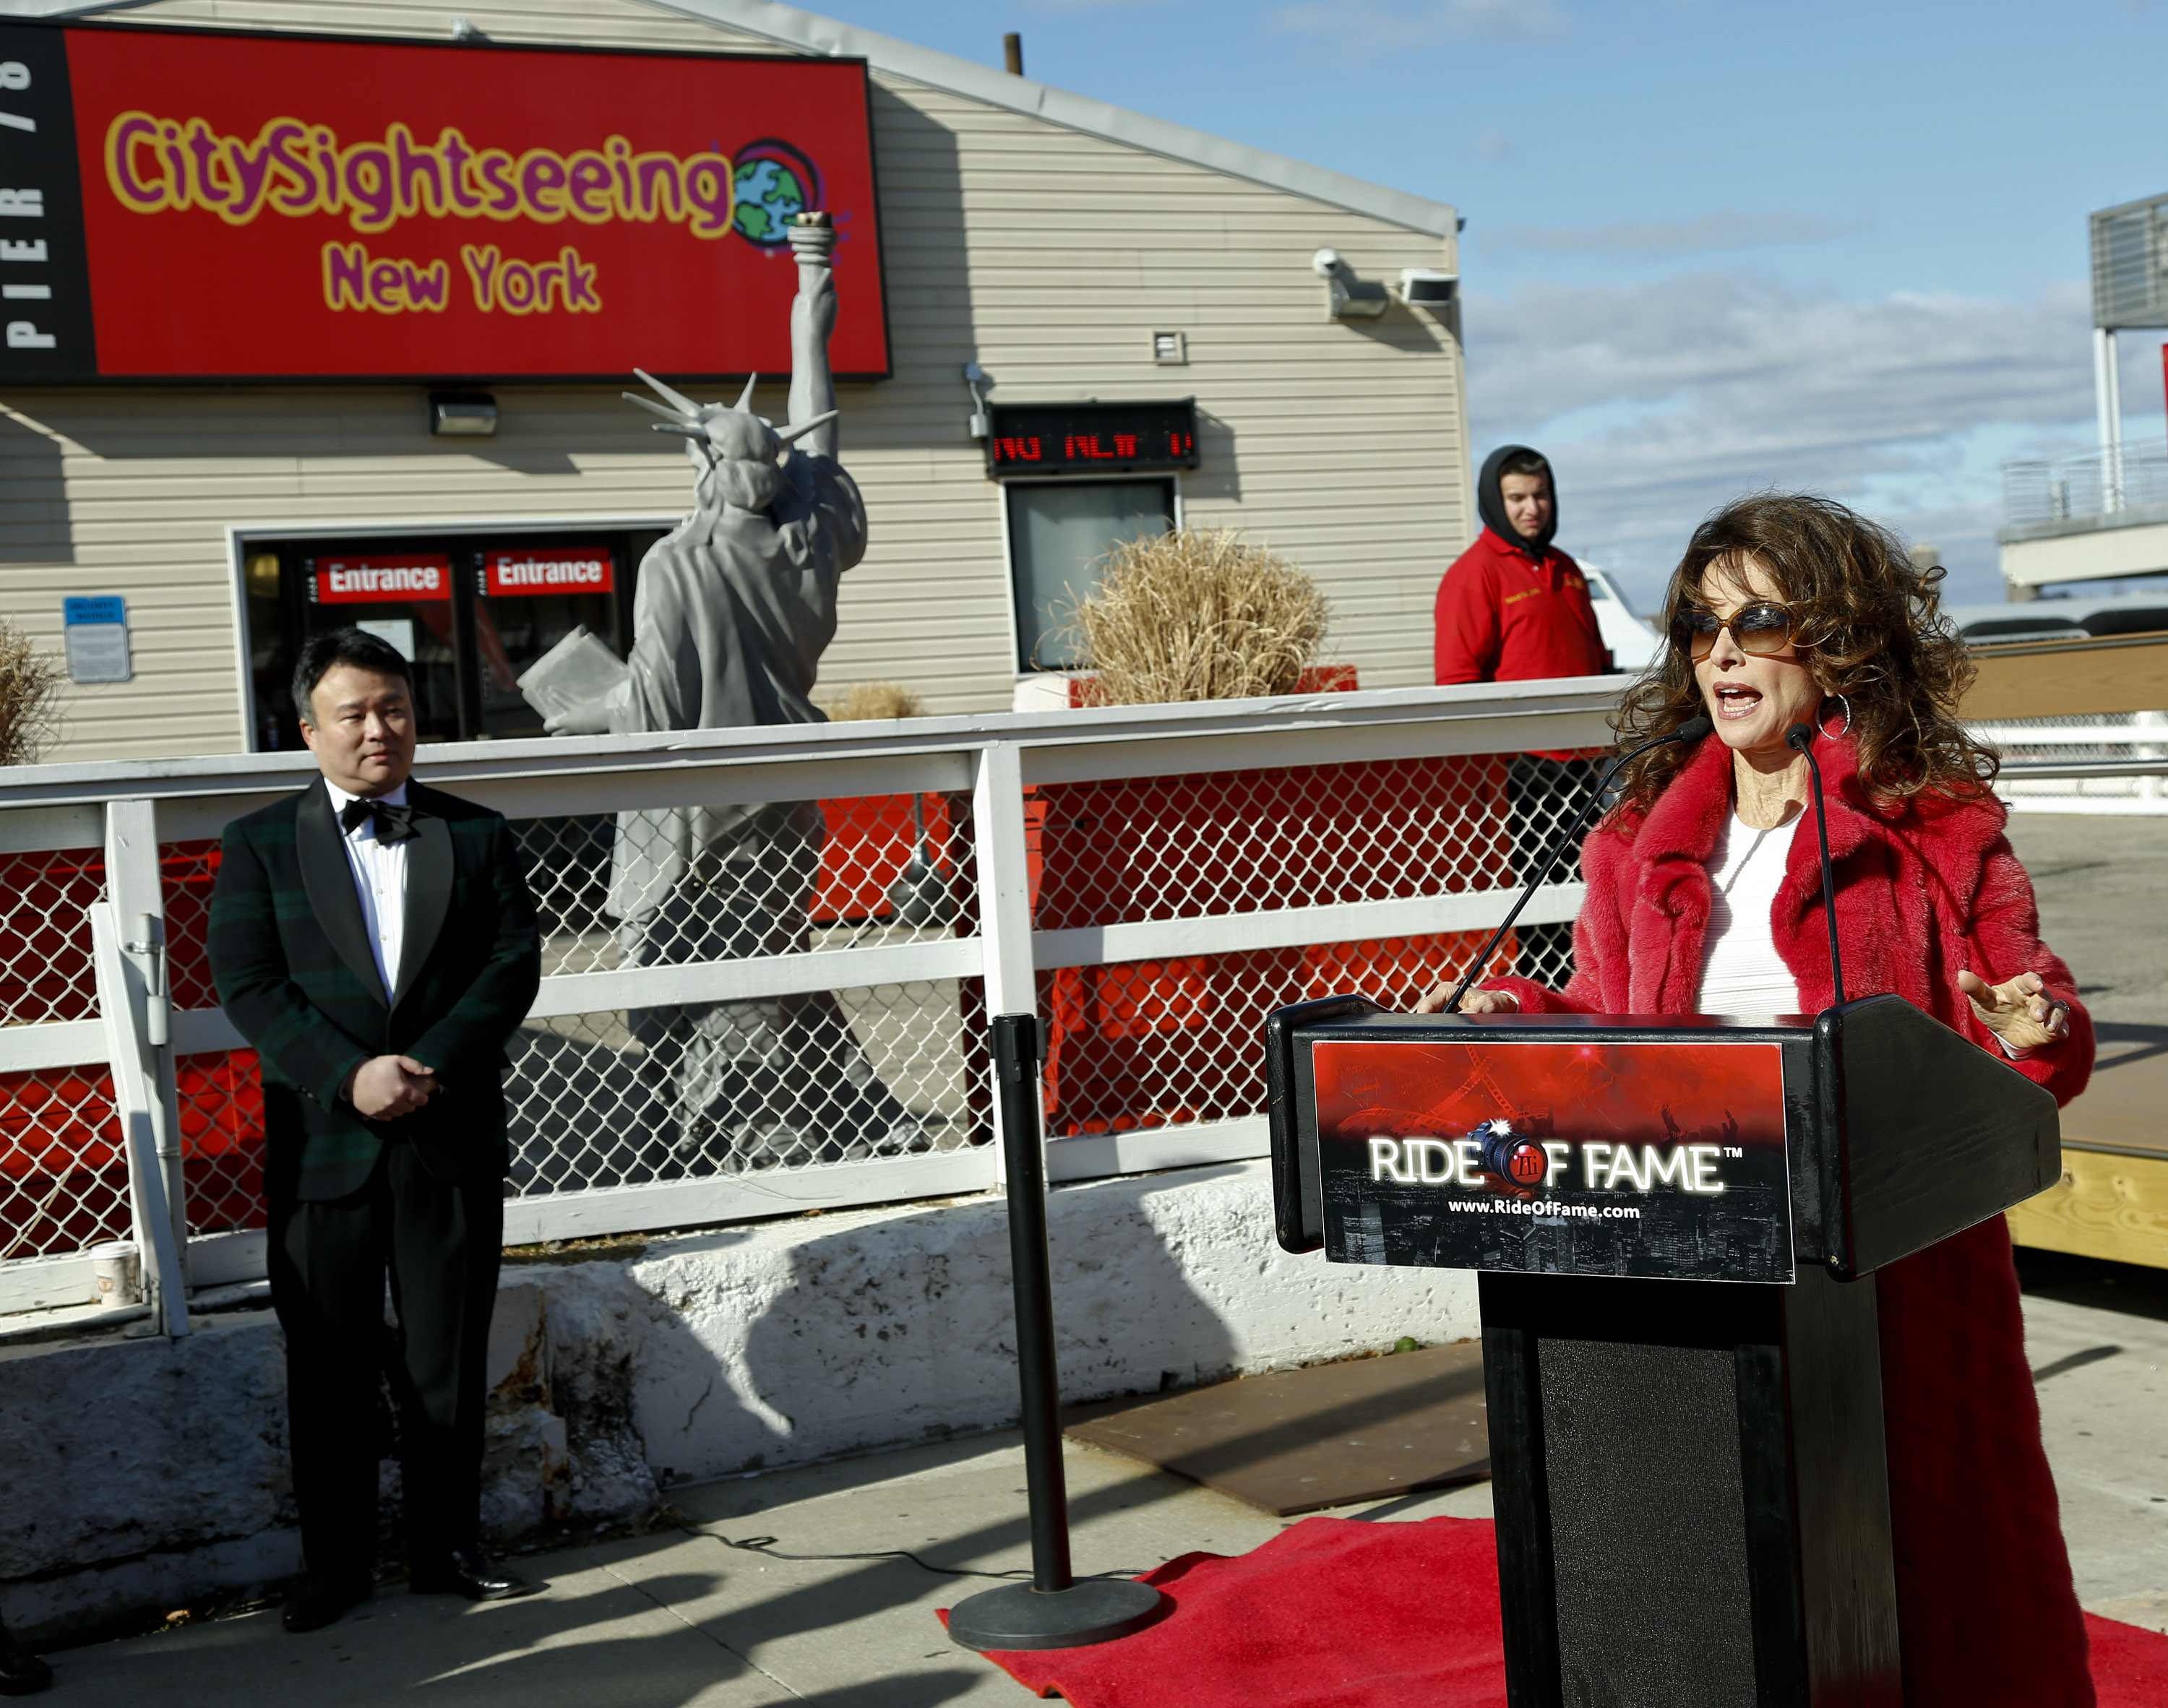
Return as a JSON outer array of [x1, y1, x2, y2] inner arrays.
[[340, 796, 418, 846]]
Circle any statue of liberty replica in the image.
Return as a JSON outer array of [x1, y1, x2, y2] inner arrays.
[[543, 212, 919, 1172]]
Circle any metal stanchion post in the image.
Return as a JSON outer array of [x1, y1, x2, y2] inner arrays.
[[947, 1013, 1168, 1652]]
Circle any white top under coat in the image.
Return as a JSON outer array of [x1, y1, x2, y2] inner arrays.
[[1696, 806, 1806, 1017], [1692, 799, 2028, 1057], [322, 778, 408, 1001]]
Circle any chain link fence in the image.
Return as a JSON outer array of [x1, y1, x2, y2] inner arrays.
[[1031, 754, 1588, 1136], [0, 763, 1593, 1270], [0, 842, 128, 1263], [0, 682, 1630, 1306], [507, 793, 980, 1189]]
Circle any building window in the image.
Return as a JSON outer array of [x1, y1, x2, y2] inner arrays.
[[1006, 478, 1175, 671], [238, 530, 658, 750]]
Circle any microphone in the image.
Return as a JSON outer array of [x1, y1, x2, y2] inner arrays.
[[1442, 714, 1715, 1014], [1785, 722, 1847, 1006]]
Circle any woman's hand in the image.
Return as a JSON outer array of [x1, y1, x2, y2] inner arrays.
[[1414, 984, 1518, 1016], [1956, 968, 2071, 1051]]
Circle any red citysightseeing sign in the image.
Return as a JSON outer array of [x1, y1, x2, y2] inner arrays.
[[0, 23, 887, 381]]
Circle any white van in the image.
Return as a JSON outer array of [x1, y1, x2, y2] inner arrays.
[[1579, 562, 1664, 674]]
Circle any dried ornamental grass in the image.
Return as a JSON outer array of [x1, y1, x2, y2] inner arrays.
[[826, 679, 927, 721], [1064, 527, 1328, 704], [0, 618, 61, 765]]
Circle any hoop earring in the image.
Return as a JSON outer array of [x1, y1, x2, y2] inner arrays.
[[1820, 694, 1852, 739]]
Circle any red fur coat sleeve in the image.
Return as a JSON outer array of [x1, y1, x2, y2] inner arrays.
[[1956, 833, 2094, 1108], [1484, 818, 1624, 1017]]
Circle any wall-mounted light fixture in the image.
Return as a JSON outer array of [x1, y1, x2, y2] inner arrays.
[[1152, 331, 1187, 366], [429, 391, 498, 437], [1312, 249, 1389, 321], [1398, 268, 1458, 309], [963, 361, 994, 439]]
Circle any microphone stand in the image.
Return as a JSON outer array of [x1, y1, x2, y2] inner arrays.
[[1442, 716, 1713, 1014], [1785, 722, 1846, 1006]]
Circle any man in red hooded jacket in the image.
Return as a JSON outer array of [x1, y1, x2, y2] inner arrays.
[[1435, 444, 1609, 684], [1435, 446, 1612, 978]]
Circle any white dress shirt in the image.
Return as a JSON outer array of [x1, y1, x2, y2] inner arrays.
[[322, 779, 408, 1001]]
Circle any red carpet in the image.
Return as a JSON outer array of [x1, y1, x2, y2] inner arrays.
[[947, 1516, 2168, 1707]]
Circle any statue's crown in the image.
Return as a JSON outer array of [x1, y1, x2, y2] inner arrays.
[[622, 369, 836, 461]]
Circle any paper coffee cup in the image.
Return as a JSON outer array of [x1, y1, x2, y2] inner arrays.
[[90, 1240, 141, 1306]]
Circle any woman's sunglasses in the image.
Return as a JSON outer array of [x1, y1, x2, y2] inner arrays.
[[1673, 602, 1796, 660]]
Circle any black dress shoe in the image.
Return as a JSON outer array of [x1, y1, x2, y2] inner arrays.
[[0, 1622, 52, 1696], [280, 1570, 373, 1634], [408, 1545, 532, 1602]]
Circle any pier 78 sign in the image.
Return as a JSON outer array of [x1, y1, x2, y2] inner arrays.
[[0, 24, 887, 381]]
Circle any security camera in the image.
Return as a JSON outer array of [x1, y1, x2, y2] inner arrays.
[[1312, 248, 1344, 278], [1398, 268, 1458, 308]]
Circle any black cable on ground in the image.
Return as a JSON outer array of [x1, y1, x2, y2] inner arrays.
[[689, 1525, 1149, 1582]]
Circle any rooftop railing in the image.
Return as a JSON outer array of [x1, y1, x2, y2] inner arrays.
[[2001, 439, 2168, 528]]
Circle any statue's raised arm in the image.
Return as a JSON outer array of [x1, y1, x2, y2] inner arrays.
[[786, 212, 839, 462]]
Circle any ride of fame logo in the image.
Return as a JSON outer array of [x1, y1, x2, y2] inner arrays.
[[1311, 1037, 1794, 1283]]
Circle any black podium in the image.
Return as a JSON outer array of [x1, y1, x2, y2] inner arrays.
[[1265, 995, 2060, 1708]]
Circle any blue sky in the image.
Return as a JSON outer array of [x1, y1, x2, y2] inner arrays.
[[804, 0, 2168, 608]]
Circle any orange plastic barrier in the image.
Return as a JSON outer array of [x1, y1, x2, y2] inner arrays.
[[1033, 751, 1519, 1137]]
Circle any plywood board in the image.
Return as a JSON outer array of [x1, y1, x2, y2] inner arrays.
[[1063, 1342, 1489, 1517], [1962, 632, 2168, 720], [2006, 1028, 2168, 1270]]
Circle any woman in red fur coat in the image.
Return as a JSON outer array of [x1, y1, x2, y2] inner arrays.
[[1420, 493, 2096, 1707]]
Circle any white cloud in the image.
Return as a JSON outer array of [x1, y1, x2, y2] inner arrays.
[[1268, 0, 1567, 58], [1485, 210, 1868, 258], [1022, 0, 1181, 11], [1463, 272, 2097, 605]]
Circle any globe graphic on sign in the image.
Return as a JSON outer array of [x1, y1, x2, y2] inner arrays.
[[731, 141, 824, 248]]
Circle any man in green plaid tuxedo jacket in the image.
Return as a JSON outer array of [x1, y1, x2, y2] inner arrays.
[[210, 628, 541, 1634]]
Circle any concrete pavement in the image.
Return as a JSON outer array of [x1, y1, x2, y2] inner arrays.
[[26, 1274, 2164, 1703], [2021, 1256, 2168, 1633], [24, 811, 2165, 1700], [28, 1421, 1492, 1704]]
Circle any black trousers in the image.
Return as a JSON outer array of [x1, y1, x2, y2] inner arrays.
[[1505, 754, 1602, 983], [268, 1141, 502, 1579]]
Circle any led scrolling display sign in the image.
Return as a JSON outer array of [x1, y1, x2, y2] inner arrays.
[[0, 22, 888, 381], [986, 400, 1200, 478]]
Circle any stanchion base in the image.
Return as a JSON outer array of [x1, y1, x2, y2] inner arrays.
[[948, 1577, 1169, 1652]]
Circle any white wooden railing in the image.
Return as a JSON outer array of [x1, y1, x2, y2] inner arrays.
[[0, 678, 1620, 1326]]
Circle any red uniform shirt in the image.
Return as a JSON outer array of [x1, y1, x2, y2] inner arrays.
[[1433, 526, 1609, 684]]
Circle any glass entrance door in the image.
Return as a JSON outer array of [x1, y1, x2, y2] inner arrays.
[[301, 551, 463, 742], [241, 530, 654, 750], [470, 543, 627, 739]]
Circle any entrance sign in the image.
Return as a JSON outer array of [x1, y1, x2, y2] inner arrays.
[[0, 22, 887, 381], [311, 554, 452, 603], [484, 546, 614, 596]]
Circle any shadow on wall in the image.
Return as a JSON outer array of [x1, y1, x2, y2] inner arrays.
[[0, 407, 73, 566], [863, 85, 973, 413], [478, 1173, 1244, 1543], [660, 1184, 1241, 1483]]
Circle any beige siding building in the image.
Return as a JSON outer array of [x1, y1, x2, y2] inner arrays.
[[1, 0, 1468, 763]]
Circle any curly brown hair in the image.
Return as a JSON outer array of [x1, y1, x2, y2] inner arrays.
[[1611, 493, 1996, 818]]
